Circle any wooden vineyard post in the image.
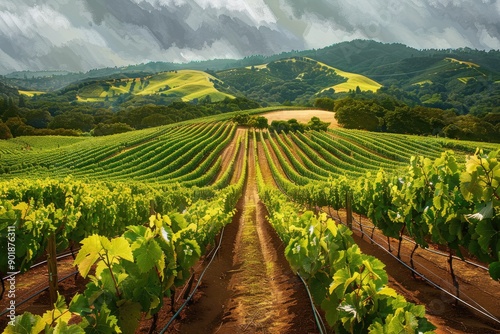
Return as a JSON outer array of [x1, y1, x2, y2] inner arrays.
[[47, 233, 58, 305], [150, 199, 156, 216], [346, 191, 353, 230]]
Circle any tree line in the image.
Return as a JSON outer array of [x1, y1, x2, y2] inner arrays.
[[314, 96, 500, 142], [0, 95, 259, 139]]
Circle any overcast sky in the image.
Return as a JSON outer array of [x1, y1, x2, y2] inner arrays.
[[0, 0, 499, 74]]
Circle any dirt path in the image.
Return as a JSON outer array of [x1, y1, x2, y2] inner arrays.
[[173, 133, 318, 334]]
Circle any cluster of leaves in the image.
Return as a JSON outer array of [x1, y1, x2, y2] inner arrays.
[[277, 148, 500, 281], [0, 179, 151, 274], [354, 150, 500, 279], [3, 176, 244, 333]]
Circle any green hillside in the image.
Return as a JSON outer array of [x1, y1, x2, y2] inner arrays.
[[76, 70, 234, 103], [216, 56, 382, 104], [309, 58, 382, 93]]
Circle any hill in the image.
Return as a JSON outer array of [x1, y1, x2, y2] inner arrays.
[[75, 70, 235, 103], [215, 56, 382, 104]]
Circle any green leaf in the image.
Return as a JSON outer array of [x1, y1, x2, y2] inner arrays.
[[117, 300, 142, 334], [476, 220, 495, 252], [87, 303, 122, 334], [53, 322, 85, 334], [488, 261, 500, 280], [321, 297, 340, 327], [309, 272, 330, 304], [74, 235, 104, 278], [378, 287, 398, 298], [3, 313, 45, 334], [329, 268, 350, 295], [134, 239, 163, 273], [108, 237, 134, 263], [69, 294, 92, 315]]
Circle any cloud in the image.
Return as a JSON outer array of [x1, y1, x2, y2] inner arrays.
[[0, 0, 499, 74]]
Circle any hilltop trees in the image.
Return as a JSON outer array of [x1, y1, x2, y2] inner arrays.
[[334, 98, 382, 131], [92, 123, 134, 136], [48, 111, 95, 132]]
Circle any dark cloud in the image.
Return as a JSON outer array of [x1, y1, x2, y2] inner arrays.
[[0, 0, 498, 74]]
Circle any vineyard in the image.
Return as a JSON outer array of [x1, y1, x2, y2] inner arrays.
[[1, 109, 499, 333]]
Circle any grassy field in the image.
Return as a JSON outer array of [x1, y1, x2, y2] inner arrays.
[[18, 90, 46, 97], [308, 58, 382, 93], [76, 70, 234, 102], [445, 57, 480, 68]]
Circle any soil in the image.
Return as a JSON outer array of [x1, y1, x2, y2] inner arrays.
[[0, 255, 87, 329], [260, 109, 338, 128], [168, 131, 318, 334], [216, 127, 246, 184]]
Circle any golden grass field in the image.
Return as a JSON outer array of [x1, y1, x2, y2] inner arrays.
[[260, 109, 338, 128], [306, 58, 382, 93], [18, 90, 46, 97], [77, 70, 234, 102]]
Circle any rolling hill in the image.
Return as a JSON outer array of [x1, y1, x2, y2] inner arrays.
[[215, 56, 382, 104], [74, 70, 234, 103]]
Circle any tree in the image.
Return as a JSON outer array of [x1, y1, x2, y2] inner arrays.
[[287, 119, 306, 132], [2, 97, 19, 120], [232, 113, 250, 125], [48, 112, 94, 132], [314, 98, 335, 111], [23, 109, 52, 128], [308, 116, 330, 131], [254, 116, 268, 129], [92, 123, 134, 136], [270, 120, 290, 133], [0, 121, 12, 139], [334, 99, 381, 131], [5, 117, 34, 137]]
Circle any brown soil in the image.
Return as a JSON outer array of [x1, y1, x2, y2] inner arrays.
[[168, 133, 318, 334], [0, 255, 86, 329], [260, 109, 338, 128], [216, 127, 246, 184]]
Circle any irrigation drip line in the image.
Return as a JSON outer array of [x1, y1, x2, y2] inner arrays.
[[0, 270, 79, 317], [298, 273, 327, 334], [347, 223, 500, 325], [159, 225, 226, 333], [2, 248, 81, 281], [319, 209, 499, 324], [351, 216, 488, 271]]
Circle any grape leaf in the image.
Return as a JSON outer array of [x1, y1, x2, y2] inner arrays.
[[108, 237, 133, 263], [117, 300, 141, 334], [74, 234, 104, 278], [134, 239, 162, 273]]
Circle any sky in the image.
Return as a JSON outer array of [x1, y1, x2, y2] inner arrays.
[[0, 0, 499, 74]]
